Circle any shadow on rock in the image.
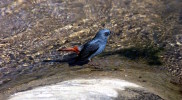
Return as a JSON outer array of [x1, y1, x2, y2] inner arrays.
[[43, 53, 89, 66], [100, 46, 163, 65]]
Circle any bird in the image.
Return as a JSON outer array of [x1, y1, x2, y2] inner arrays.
[[58, 29, 111, 63]]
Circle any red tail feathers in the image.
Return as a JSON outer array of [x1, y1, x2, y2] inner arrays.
[[58, 46, 80, 54]]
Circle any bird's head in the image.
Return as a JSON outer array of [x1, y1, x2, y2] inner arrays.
[[94, 29, 111, 40]]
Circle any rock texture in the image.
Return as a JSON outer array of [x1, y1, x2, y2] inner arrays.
[[0, 0, 182, 99], [8, 79, 163, 100]]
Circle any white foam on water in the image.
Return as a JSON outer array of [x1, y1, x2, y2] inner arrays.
[[8, 79, 141, 100]]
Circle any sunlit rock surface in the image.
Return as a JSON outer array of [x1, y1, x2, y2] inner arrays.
[[8, 79, 162, 100], [0, 0, 182, 100]]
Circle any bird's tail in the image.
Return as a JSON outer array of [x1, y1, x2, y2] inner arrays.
[[58, 46, 80, 54]]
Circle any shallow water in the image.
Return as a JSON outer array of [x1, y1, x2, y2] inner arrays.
[[0, 0, 182, 100]]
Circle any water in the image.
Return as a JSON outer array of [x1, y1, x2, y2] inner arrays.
[[0, 0, 182, 100]]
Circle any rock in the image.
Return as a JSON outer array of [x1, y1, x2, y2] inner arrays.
[[8, 79, 163, 100], [0, 0, 182, 99]]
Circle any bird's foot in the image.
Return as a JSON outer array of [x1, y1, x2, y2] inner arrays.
[[88, 61, 103, 70], [88, 62, 99, 66], [88, 59, 97, 66]]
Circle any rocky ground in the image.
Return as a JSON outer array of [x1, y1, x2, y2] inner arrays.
[[0, 0, 182, 100]]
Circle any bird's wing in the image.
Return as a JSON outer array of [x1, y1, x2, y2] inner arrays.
[[77, 40, 100, 61]]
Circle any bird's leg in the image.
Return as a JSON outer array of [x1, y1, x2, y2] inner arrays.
[[88, 59, 102, 69], [58, 46, 80, 54]]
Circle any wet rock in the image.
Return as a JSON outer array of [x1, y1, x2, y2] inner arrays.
[[0, 0, 182, 99], [0, 78, 11, 85], [142, 80, 147, 82]]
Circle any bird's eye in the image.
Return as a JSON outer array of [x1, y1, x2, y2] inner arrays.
[[105, 32, 110, 36]]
